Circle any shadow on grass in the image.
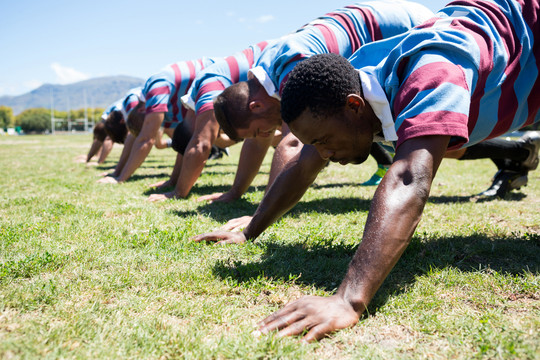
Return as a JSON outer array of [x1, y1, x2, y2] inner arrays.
[[96, 165, 116, 171], [193, 196, 372, 223], [171, 197, 259, 220], [212, 232, 539, 314], [143, 186, 175, 196], [427, 192, 527, 204], [127, 173, 170, 182], [311, 182, 367, 189], [136, 164, 175, 170]]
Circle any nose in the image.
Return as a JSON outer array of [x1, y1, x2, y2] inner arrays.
[[315, 145, 334, 160]]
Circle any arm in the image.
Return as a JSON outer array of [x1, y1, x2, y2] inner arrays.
[[153, 128, 170, 149], [191, 144, 328, 244], [258, 135, 450, 342], [198, 135, 273, 203], [97, 137, 113, 164], [148, 152, 183, 190], [153, 110, 219, 199], [86, 139, 103, 162], [110, 133, 135, 177], [265, 124, 303, 192], [116, 112, 163, 182]]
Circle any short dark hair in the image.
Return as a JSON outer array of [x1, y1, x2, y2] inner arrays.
[[213, 81, 256, 141], [126, 102, 146, 137], [93, 121, 107, 142], [104, 110, 127, 144], [281, 53, 361, 124]]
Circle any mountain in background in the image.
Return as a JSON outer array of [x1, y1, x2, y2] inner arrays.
[[0, 76, 145, 115]]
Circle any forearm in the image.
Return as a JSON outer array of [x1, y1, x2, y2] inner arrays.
[[243, 145, 327, 240], [267, 132, 303, 192], [168, 152, 183, 185], [86, 140, 102, 162], [337, 136, 448, 314], [97, 137, 113, 164], [173, 139, 212, 198], [117, 113, 162, 181], [112, 134, 135, 176], [228, 137, 272, 199], [118, 137, 154, 181]]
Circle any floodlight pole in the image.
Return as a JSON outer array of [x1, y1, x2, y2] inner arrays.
[[50, 88, 55, 135], [83, 89, 88, 132], [67, 96, 71, 132]]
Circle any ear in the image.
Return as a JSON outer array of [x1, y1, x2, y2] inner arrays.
[[346, 94, 365, 113], [248, 100, 265, 114]]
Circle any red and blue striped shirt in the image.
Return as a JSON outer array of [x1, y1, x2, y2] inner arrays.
[[181, 41, 277, 115], [142, 57, 218, 128], [350, 0, 540, 149], [101, 87, 144, 121], [253, 0, 434, 97]]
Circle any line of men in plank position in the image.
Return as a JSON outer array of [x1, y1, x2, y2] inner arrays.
[[82, 0, 539, 342]]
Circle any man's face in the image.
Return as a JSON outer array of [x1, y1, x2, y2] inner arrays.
[[236, 105, 282, 139], [289, 107, 374, 165]]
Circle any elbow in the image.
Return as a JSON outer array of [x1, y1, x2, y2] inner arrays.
[[154, 141, 167, 149], [138, 137, 156, 152], [191, 140, 212, 157]]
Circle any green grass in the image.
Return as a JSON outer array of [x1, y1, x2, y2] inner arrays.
[[0, 134, 538, 359]]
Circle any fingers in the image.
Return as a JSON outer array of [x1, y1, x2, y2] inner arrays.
[[197, 193, 223, 203], [261, 310, 306, 335], [258, 303, 297, 330], [222, 216, 252, 231], [190, 232, 223, 243], [302, 323, 332, 343], [278, 318, 312, 338]]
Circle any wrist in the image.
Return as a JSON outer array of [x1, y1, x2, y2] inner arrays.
[[227, 188, 243, 200], [337, 285, 368, 315]]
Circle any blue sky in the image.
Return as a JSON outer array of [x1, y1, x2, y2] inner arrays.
[[0, 0, 448, 97]]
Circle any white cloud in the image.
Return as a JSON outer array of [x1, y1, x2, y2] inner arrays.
[[226, 11, 235, 17], [255, 15, 274, 24], [23, 80, 43, 91], [238, 17, 246, 23], [51, 63, 90, 84], [195, 19, 204, 25]]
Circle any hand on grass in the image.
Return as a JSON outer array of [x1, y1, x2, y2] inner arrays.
[[74, 155, 87, 163], [98, 176, 118, 184], [257, 294, 360, 342], [221, 216, 253, 231], [191, 230, 247, 245], [98, 171, 111, 177], [197, 192, 238, 203], [148, 191, 176, 202]]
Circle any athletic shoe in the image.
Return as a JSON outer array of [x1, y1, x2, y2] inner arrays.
[[519, 131, 540, 170], [208, 146, 229, 160], [477, 169, 528, 198], [360, 165, 389, 186]]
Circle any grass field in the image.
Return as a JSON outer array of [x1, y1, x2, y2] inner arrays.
[[0, 134, 538, 359]]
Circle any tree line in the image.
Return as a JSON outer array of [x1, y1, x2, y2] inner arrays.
[[0, 106, 105, 133]]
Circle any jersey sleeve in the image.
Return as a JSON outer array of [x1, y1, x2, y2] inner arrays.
[[143, 75, 172, 115], [192, 74, 229, 115], [392, 50, 475, 150]]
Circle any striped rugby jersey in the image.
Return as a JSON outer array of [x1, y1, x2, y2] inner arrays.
[[181, 40, 280, 115], [253, 0, 434, 97], [101, 87, 144, 121], [349, 0, 540, 150], [142, 57, 218, 128]]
